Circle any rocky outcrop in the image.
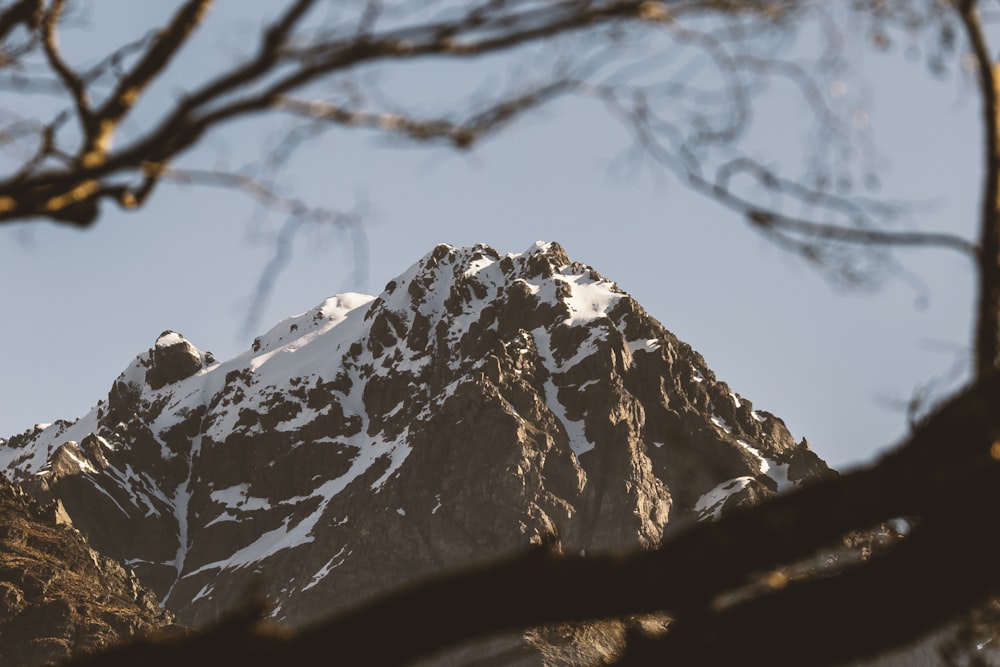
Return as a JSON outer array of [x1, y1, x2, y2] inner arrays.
[[1, 241, 833, 661], [0, 473, 180, 667], [145, 331, 204, 390]]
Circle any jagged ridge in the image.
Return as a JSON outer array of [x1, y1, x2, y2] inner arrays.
[[1, 241, 830, 659]]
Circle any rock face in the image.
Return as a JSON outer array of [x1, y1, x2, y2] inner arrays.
[[1, 241, 832, 661], [145, 331, 204, 390], [0, 473, 179, 667]]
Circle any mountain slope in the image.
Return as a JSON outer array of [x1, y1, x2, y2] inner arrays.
[[0, 473, 179, 667], [1, 241, 830, 656]]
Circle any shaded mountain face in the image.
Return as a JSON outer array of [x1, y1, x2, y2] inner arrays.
[[0, 474, 179, 667], [0, 242, 830, 643]]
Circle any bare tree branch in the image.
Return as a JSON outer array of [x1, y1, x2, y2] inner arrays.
[[275, 78, 575, 149], [0, 0, 39, 50], [88, 0, 212, 158], [38, 0, 89, 129], [957, 1, 1000, 377], [596, 81, 977, 271], [0, 0, 971, 286], [744, 208, 978, 256]]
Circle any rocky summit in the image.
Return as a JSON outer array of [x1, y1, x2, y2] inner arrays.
[[1, 241, 832, 663]]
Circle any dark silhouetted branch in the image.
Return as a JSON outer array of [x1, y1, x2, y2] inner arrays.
[[958, 1, 1000, 377]]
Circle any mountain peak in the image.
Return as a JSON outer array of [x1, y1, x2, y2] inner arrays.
[[2, 242, 831, 649]]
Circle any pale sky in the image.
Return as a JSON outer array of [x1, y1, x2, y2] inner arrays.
[[0, 2, 984, 469]]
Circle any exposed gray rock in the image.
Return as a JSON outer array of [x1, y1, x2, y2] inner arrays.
[[145, 331, 203, 390], [1, 242, 835, 662]]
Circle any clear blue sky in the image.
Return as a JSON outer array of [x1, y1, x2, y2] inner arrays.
[[0, 3, 983, 469]]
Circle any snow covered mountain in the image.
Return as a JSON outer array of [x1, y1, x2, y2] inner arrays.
[[0, 241, 831, 660]]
